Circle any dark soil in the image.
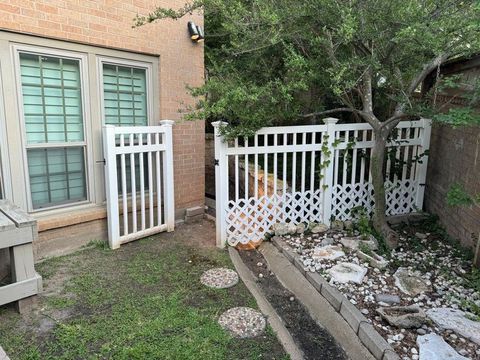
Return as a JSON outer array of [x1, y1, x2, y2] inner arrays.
[[239, 249, 348, 360]]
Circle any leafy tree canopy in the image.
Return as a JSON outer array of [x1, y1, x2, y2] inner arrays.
[[136, 0, 480, 247], [136, 0, 480, 137]]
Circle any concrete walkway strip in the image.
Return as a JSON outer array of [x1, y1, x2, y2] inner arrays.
[[0, 346, 10, 360], [228, 247, 305, 360], [260, 242, 377, 360]]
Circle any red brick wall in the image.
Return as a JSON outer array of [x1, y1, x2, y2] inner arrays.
[[0, 0, 205, 215], [425, 124, 480, 249]]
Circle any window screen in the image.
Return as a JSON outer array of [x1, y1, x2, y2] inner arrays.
[[19, 52, 87, 209], [102, 64, 148, 126]]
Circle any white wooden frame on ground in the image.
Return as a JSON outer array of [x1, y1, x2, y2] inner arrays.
[[103, 120, 175, 249], [0, 200, 42, 310], [213, 118, 432, 247]]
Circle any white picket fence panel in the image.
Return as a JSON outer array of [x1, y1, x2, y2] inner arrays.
[[103, 121, 175, 249], [213, 118, 431, 247]]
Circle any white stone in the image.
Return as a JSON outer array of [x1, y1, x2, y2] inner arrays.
[[357, 250, 388, 269], [341, 234, 378, 250], [394, 268, 431, 296], [426, 308, 480, 345], [327, 262, 368, 284], [417, 333, 468, 360], [296, 223, 306, 234], [312, 245, 345, 261], [310, 223, 329, 233], [273, 222, 297, 236], [0, 346, 9, 360]]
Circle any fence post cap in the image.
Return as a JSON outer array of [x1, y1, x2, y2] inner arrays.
[[159, 120, 175, 126], [211, 121, 228, 127], [323, 117, 339, 124]]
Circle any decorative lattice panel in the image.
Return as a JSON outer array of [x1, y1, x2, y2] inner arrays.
[[225, 190, 323, 246], [213, 119, 431, 247], [331, 183, 375, 220], [385, 180, 418, 216], [331, 180, 418, 220]]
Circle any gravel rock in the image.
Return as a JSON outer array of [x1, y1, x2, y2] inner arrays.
[[377, 305, 428, 329], [218, 307, 266, 338], [310, 223, 329, 234], [200, 268, 239, 289], [426, 308, 480, 345], [417, 333, 468, 360], [394, 267, 431, 296], [327, 262, 368, 284], [376, 293, 401, 305], [273, 222, 297, 236]]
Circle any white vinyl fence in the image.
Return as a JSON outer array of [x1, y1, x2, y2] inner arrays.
[[103, 121, 175, 249], [213, 118, 431, 247]]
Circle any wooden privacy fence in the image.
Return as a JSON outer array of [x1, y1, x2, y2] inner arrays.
[[213, 118, 432, 247], [103, 121, 175, 249]]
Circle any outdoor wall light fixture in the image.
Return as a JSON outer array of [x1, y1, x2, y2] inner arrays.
[[188, 21, 204, 43]]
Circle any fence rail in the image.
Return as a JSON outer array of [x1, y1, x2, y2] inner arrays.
[[103, 121, 175, 249], [213, 118, 431, 247]]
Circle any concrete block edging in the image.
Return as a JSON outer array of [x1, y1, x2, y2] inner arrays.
[[271, 236, 399, 360]]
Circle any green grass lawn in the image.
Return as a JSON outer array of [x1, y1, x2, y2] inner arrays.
[[0, 222, 287, 360]]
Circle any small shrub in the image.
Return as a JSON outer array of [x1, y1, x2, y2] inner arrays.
[[358, 242, 373, 256], [350, 206, 373, 240]]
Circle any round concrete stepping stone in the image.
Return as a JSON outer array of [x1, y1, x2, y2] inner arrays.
[[218, 307, 266, 338], [200, 268, 239, 289]]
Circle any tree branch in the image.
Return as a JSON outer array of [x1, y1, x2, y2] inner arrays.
[[392, 52, 450, 120], [406, 53, 449, 96], [361, 68, 374, 114], [133, 1, 204, 27], [302, 108, 358, 118], [302, 107, 380, 129], [383, 113, 415, 131]]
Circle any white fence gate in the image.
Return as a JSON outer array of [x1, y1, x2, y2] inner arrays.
[[213, 118, 432, 247], [103, 120, 175, 249]]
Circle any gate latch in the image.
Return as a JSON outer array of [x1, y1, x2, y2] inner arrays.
[[214, 159, 219, 166]]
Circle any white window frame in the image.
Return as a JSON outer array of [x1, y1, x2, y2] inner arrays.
[[0, 63, 12, 200], [12, 44, 94, 212], [97, 56, 154, 127]]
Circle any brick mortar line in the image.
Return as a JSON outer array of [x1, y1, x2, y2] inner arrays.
[[271, 236, 400, 360]]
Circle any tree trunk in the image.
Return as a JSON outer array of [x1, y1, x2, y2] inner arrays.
[[371, 127, 399, 249]]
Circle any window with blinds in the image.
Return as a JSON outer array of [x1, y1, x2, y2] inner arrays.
[[19, 52, 87, 209], [102, 62, 150, 193], [102, 64, 148, 126]]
